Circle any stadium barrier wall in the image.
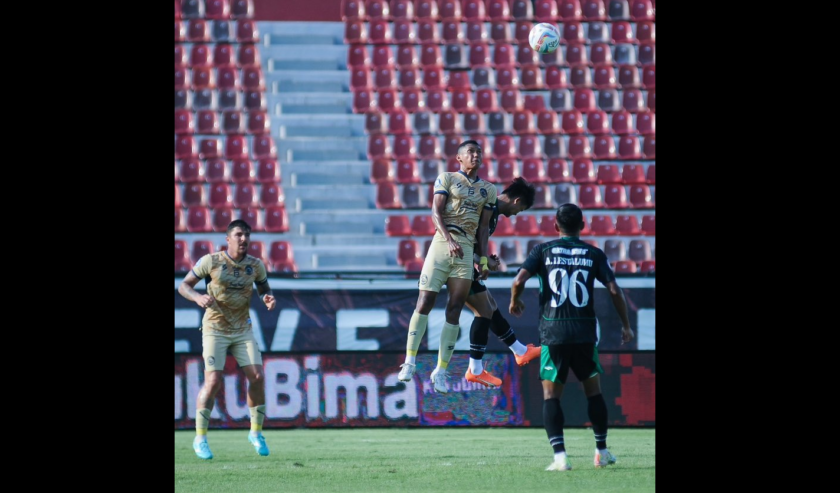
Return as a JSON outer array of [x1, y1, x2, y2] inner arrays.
[[174, 277, 655, 429], [174, 351, 654, 429]]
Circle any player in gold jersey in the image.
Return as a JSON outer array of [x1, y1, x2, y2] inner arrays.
[[178, 219, 276, 460], [397, 140, 498, 393]]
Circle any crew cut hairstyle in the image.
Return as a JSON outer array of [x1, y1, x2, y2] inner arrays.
[[501, 177, 536, 209], [456, 139, 481, 155], [226, 219, 252, 235], [555, 203, 584, 234]]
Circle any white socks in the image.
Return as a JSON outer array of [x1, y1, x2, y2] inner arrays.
[[404, 355, 416, 365], [468, 357, 484, 375], [510, 340, 527, 356]]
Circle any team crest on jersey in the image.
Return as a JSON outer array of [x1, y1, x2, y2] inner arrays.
[[207, 356, 215, 366], [246, 266, 253, 275], [419, 274, 428, 286], [480, 188, 487, 198]]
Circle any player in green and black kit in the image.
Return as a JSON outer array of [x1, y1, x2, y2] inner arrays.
[[463, 177, 542, 387], [509, 203, 634, 472]]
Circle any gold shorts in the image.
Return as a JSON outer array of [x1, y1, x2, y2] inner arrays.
[[418, 232, 475, 292], [201, 330, 262, 371]]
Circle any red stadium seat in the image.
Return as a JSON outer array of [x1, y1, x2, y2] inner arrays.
[[611, 21, 636, 43], [631, 0, 655, 20], [376, 182, 403, 209], [411, 215, 437, 236], [493, 135, 517, 158], [264, 205, 290, 233], [225, 134, 249, 159], [195, 110, 219, 134], [537, 110, 560, 135], [639, 259, 655, 273], [439, 0, 462, 19], [613, 260, 637, 273], [370, 158, 395, 183], [188, 19, 211, 42], [174, 109, 195, 135], [539, 214, 557, 236], [495, 157, 520, 183], [368, 134, 393, 160], [269, 240, 294, 266], [645, 164, 655, 184], [559, 0, 583, 20], [534, 0, 559, 22], [636, 110, 655, 136], [611, 110, 634, 135], [415, 0, 439, 19], [187, 205, 212, 232], [241, 66, 265, 91], [232, 0, 254, 18], [521, 158, 547, 183], [494, 214, 515, 236], [636, 20, 655, 43], [572, 158, 596, 183], [175, 239, 191, 265], [568, 135, 592, 159], [547, 158, 571, 182], [640, 214, 655, 236], [175, 207, 187, 232], [642, 135, 655, 159], [256, 158, 280, 183], [622, 88, 646, 112], [518, 134, 542, 158], [182, 183, 206, 208], [396, 158, 421, 183], [252, 135, 277, 160], [618, 135, 642, 159], [233, 182, 258, 209], [397, 239, 421, 266], [562, 109, 584, 135], [603, 184, 629, 209], [245, 90, 267, 111], [589, 214, 616, 235], [550, 90, 573, 112], [593, 135, 617, 160], [514, 214, 540, 235], [420, 159, 444, 182], [578, 184, 604, 208], [385, 214, 412, 236], [418, 135, 442, 160], [236, 19, 259, 43], [208, 182, 233, 209], [590, 42, 613, 65], [255, 183, 286, 212], [565, 42, 588, 66], [212, 206, 235, 232], [574, 89, 597, 112], [615, 214, 642, 235], [178, 157, 204, 183], [191, 239, 216, 264], [596, 164, 622, 184], [620, 163, 646, 184], [204, 158, 230, 183], [628, 184, 654, 208]]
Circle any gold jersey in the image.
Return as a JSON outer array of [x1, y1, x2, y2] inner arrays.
[[192, 251, 268, 335], [432, 171, 498, 243]]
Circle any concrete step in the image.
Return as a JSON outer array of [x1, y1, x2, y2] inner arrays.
[[257, 21, 345, 46]]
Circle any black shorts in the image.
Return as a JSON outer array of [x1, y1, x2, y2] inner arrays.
[[539, 343, 603, 384], [469, 267, 487, 296]]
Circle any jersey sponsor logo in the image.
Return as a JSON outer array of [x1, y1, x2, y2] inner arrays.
[[544, 366, 554, 371], [551, 247, 588, 255]]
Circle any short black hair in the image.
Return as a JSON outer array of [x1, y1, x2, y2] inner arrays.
[[227, 219, 252, 235], [456, 139, 481, 155], [555, 203, 584, 234], [501, 177, 536, 210]]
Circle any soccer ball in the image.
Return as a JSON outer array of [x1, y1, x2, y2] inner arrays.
[[528, 22, 560, 54]]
